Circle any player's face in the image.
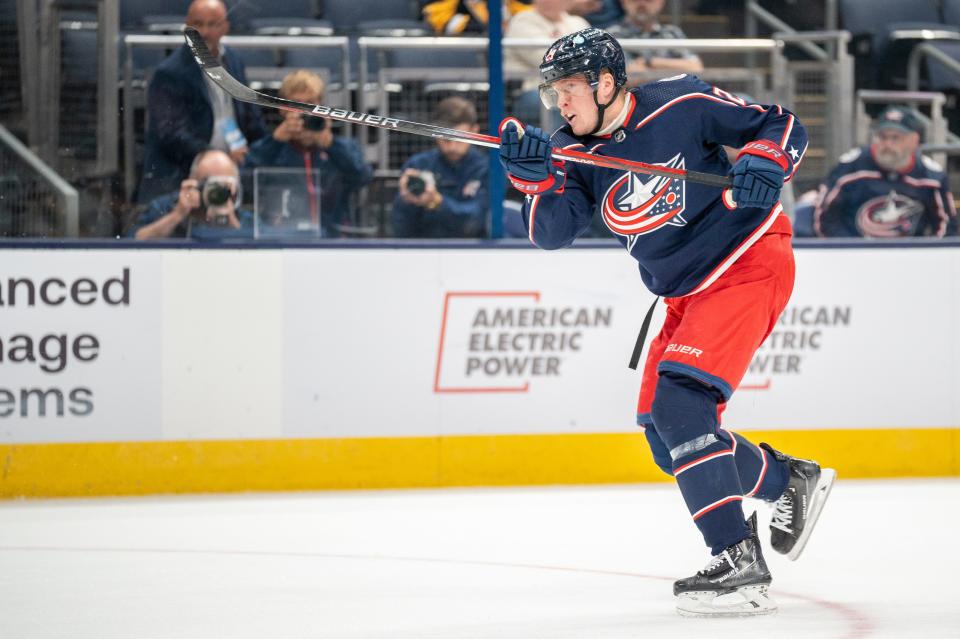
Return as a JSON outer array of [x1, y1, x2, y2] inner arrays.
[[871, 128, 919, 171], [541, 75, 599, 135], [437, 123, 477, 163]]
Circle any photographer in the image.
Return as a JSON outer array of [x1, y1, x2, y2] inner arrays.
[[129, 149, 253, 240], [244, 70, 371, 237], [392, 96, 489, 238]]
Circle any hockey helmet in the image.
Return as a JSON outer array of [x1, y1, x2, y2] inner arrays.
[[538, 28, 627, 109]]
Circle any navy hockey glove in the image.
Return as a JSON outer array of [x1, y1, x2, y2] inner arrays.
[[498, 118, 566, 195], [732, 140, 789, 209]]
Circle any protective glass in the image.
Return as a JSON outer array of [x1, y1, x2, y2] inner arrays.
[[538, 77, 597, 110]]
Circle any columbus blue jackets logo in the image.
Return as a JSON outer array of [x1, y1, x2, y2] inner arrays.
[[601, 153, 686, 249], [856, 190, 923, 237]]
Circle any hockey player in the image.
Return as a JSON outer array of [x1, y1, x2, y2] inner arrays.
[[497, 28, 836, 617]]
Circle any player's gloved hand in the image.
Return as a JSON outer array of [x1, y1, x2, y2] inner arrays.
[[498, 118, 566, 195], [732, 140, 789, 209]]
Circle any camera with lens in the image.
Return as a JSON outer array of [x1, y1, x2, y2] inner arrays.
[[406, 170, 435, 197], [196, 176, 238, 226], [301, 114, 327, 131]]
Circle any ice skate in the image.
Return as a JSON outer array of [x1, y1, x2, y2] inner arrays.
[[760, 443, 837, 561], [673, 512, 777, 617]]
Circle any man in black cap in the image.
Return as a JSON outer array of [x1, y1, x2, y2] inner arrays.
[[812, 106, 956, 238]]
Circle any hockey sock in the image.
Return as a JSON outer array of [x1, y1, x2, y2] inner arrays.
[[721, 429, 790, 501], [652, 372, 749, 554], [638, 417, 674, 476]]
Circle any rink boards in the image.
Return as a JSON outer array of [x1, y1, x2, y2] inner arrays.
[[1, 243, 958, 497]]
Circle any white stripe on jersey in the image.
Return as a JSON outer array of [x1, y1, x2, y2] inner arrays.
[[683, 203, 783, 297]]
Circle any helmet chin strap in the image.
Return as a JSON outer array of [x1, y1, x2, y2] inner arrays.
[[588, 86, 620, 136]]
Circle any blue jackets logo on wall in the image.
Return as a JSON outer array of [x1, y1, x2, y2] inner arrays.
[[601, 153, 687, 249]]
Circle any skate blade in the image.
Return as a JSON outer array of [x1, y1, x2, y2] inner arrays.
[[675, 585, 778, 618], [787, 468, 837, 561]]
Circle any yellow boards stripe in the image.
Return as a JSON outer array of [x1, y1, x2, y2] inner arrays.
[[1, 429, 958, 498]]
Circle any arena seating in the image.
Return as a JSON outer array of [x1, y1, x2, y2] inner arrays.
[[840, 0, 959, 90], [321, 0, 418, 34], [943, 0, 960, 25]]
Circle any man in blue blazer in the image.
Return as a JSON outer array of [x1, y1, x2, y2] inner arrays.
[[136, 0, 265, 203]]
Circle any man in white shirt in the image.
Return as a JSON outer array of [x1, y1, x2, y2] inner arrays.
[[505, 0, 591, 128], [505, 0, 591, 88]]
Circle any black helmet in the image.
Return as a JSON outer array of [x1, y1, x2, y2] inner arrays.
[[539, 28, 627, 90]]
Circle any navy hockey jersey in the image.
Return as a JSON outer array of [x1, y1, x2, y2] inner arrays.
[[813, 146, 957, 238], [522, 74, 808, 297]]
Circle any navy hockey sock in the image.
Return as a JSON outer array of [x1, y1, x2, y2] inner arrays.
[[638, 418, 674, 476], [723, 430, 790, 501], [652, 372, 749, 554]]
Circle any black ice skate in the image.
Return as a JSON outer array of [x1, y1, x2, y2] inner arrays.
[[760, 442, 837, 561], [673, 512, 776, 617]]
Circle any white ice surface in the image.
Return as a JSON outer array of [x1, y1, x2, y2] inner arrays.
[[1, 479, 958, 639]]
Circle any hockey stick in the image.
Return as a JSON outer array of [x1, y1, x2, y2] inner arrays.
[[184, 28, 732, 188]]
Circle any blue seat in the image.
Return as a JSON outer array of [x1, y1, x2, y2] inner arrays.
[[227, 0, 318, 32], [120, 0, 190, 29], [286, 37, 376, 85], [323, 0, 416, 33], [840, 0, 949, 88], [284, 46, 346, 84], [235, 47, 279, 68], [943, 0, 960, 26], [840, 0, 941, 34], [884, 21, 960, 88]]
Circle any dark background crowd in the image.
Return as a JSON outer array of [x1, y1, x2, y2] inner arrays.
[[0, 0, 957, 241]]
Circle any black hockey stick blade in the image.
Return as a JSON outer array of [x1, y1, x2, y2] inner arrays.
[[183, 28, 732, 188]]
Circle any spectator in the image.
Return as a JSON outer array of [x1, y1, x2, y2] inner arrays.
[[392, 97, 489, 238], [505, 0, 590, 127], [812, 106, 957, 238], [421, 0, 532, 35], [129, 150, 253, 240], [505, 0, 591, 80], [568, 0, 623, 28], [607, 0, 703, 75], [244, 70, 372, 237], [137, 0, 265, 204]]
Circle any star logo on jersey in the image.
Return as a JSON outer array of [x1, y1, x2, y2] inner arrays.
[[788, 146, 800, 161], [600, 153, 687, 250], [856, 190, 924, 237]]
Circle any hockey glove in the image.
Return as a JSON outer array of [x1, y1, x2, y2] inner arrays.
[[498, 118, 566, 195], [732, 141, 789, 209]]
